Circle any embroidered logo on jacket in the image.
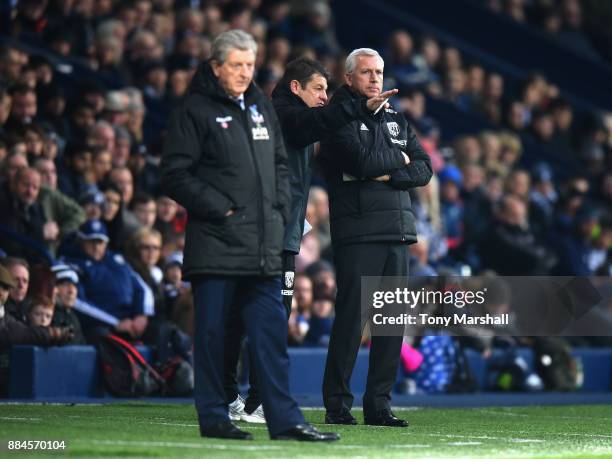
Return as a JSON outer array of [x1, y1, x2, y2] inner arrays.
[[387, 122, 400, 137], [215, 116, 232, 129], [360, 123, 369, 131], [249, 104, 269, 140], [249, 104, 265, 124]]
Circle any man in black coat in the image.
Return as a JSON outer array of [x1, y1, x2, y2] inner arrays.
[[319, 48, 433, 427], [223, 58, 397, 421], [272, 58, 397, 310], [160, 30, 337, 442]]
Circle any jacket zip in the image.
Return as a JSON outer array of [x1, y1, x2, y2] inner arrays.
[[379, 113, 406, 242], [239, 104, 267, 273]]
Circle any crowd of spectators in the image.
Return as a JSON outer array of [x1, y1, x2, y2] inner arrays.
[[480, 0, 612, 63], [0, 0, 611, 395]]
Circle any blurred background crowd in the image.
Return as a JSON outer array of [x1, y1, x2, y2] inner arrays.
[[0, 0, 610, 394]]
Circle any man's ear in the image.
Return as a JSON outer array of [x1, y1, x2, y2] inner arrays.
[[289, 80, 301, 96], [345, 72, 352, 87], [211, 60, 221, 78]]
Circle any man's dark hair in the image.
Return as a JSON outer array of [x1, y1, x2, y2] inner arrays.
[[131, 191, 154, 209], [280, 58, 330, 88], [8, 83, 35, 97]]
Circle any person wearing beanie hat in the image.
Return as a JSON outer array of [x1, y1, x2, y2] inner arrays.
[[51, 266, 86, 344]]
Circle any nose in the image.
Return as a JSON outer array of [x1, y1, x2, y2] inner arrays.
[[321, 92, 328, 103]]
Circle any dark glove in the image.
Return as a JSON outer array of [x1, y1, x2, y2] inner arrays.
[[281, 251, 296, 319], [48, 326, 74, 344]]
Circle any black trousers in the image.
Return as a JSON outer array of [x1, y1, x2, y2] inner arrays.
[[323, 242, 408, 415]]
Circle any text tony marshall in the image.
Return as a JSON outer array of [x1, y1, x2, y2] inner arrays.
[[371, 313, 510, 326]]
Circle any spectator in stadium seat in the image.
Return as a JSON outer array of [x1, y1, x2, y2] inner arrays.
[[57, 144, 92, 201], [78, 188, 104, 222], [438, 165, 464, 251], [99, 184, 131, 251], [88, 120, 116, 154], [90, 148, 113, 185], [51, 266, 86, 345], [304, 297, 334, 347], [529, 163, 558, 241], [112, 126, 131, 168], [108, 166, 140, 233], [125, 227, 166, 342], [154, 195, 180, 241], [0, 150, 28, 186], [0, 167, 62, 257], [1, 257, 30, 323], [5, 85, 37, 132], [479, 194, 555, 275], [26, 295, 54, 328], [161, 251, 188, 319], [131, 192, 157, 230], [553, 205, 600, 276], [0, 264, 74, 396], [66, 102, 96, 144], [129, 143, 159, 195], [63, 220, 155, 342], [288, 274, 313, 346]]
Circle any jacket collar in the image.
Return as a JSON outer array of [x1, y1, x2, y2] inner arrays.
[[271, 83, 308, 108], [188, 61, 262, 106]]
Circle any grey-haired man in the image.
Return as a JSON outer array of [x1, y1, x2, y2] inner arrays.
[[161, 30, 338, 442]]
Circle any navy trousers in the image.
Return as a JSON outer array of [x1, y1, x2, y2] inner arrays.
[[192, 275, 304, 436]]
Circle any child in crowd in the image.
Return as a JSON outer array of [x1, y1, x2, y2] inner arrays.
[[27, 296, 55, 328]]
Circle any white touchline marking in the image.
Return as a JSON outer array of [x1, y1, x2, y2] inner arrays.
[[487, 429, 612, 440], [149, 422, 199, 427], [426, 433, 548, 443], [385, 444, 431, 448], [86, 440, 283, 450], [447, 441, 483, 446], [0, 416, 42, 421]]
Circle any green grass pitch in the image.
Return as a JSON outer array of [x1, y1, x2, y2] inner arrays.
[[1, 403, 611, 458]]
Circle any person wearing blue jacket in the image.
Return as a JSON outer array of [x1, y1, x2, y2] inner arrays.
[[63, 219, 154, 341]]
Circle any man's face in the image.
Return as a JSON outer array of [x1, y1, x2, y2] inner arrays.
[[14, 170, 41, 206], [11, 91, 37, 122], [294, 276, 313, 309], [110, 169, 134, 204], [346, 55, 383, 98], [36, 160, 57, 190], [212, 49, 255, 98], [292, 74, 328, 108], [29, 305, 53, 327], [134, 201, 157, 228], [56, 281, 77, 308], [5, 154, 27, 183], [82, 239, 108, 261], [157, 196, 177, 222], [9, 264, 29, 302]]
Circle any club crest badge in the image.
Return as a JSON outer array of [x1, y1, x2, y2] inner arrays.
[[249, 104, 264, 125], [284, 271, 295, 289], [387, 122, 400, 137]]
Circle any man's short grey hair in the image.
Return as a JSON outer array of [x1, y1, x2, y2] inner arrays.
[[211, 29, 258, 64], [345, 48, 384, 74]]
